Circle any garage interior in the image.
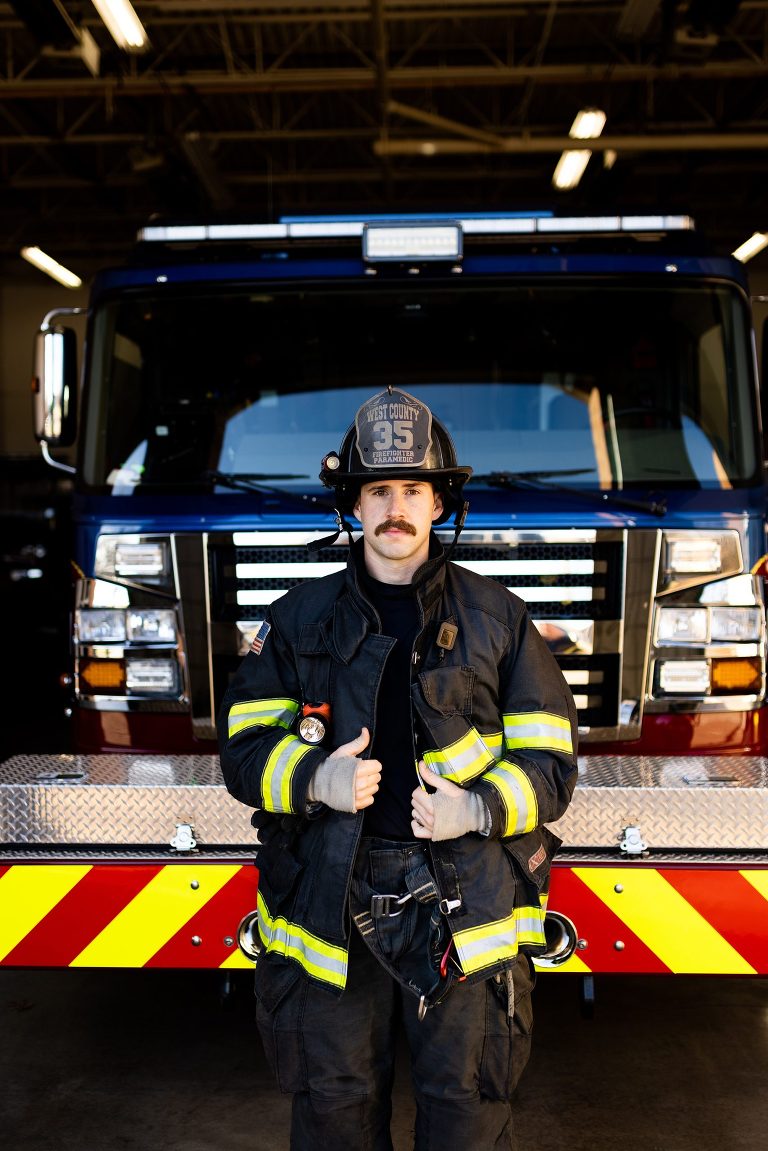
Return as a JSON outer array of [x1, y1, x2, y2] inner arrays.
[[1, 0, 768, 270], [1, 0, 767, 760]]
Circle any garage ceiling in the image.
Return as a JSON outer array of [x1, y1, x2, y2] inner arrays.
[[2, 0, 768, 278]]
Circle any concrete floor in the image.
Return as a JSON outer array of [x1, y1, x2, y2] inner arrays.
[[2, 967, 767, 1151]]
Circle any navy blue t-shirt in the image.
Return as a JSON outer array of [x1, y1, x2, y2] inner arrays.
[[361, 572, 421, 839]]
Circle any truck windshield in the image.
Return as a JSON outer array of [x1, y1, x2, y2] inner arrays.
[[82, 279, 758, 494]]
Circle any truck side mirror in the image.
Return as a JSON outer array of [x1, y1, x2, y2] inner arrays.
[[33, 325, 78, 446]]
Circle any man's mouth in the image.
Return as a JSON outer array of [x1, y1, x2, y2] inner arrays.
[[375, 518, 417, 537]]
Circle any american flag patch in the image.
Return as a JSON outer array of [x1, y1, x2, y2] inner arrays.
[[251, 621, 271, 655]]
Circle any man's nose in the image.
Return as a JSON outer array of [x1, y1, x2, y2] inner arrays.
[[387, 491, 407, 516]]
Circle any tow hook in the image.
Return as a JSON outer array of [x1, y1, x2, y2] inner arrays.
[[169, 822, 198, 853], [534, 910, 580, 968], [236, 911, 261, 962]]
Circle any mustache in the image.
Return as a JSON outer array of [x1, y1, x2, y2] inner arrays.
[[375, 518, 417, 537]]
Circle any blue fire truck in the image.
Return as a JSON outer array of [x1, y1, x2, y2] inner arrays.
[[2, 213, 766, 976]]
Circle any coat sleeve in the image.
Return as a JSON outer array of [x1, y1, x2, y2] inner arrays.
[[217, 609, 325, 813], [473, 609, 578, 840]]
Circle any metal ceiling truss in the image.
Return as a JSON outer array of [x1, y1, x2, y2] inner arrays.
[[0, 0, 767, 269]]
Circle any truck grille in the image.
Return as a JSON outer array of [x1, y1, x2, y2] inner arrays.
[[207, 529, 629, 739]]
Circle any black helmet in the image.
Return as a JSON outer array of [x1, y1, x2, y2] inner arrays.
[[320, 388, 472, 525]]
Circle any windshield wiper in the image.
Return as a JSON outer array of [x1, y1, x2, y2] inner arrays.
[[203, 469, 336, 512], [472, 470, 667, 517]]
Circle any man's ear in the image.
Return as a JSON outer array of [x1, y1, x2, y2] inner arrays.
[[432, 491, 444, 522]]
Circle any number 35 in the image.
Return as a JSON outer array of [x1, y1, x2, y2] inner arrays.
[[372, 420, 413, 449]]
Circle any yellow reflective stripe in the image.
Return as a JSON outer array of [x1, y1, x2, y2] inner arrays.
[[71, 865, 243, 968], [741, 870, 768, 901], [422, 726, 495, 784], [535, 952, 592, 974], [228, 697, 299, 739], [504, 711, 573, 755], [258, 894, 347, 989], [452, 904, 546, 974], [0, 864, 91, 961], [482, 731, 503, 758], [573, 868, 756, 975], [262, 734, 315, 812], [219, 948, 256, 970], [482, 759, 538, 836]]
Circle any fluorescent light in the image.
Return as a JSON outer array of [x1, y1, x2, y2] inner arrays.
[[20, 247, 82, 289], [91, 0, 149, 52], [569, 108, 607, 140], [552, 150, 592, 190], [552, 108, 607, 190], [732, 232, 768, 263]]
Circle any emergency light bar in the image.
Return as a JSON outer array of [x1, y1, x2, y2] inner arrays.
[[140, 214, 694, 244], [139, 214, 695, 262]]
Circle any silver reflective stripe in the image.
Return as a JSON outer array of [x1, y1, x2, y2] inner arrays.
[[258, 898, 348, 988], [263, 735, 313, 812], [482, 760, 538, 836], [228, 698, 298, 739]]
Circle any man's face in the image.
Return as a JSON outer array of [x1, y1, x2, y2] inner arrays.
[[354, 479, 444, 582]]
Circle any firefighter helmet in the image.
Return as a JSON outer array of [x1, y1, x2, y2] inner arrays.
[[319, 388, 472, 525]]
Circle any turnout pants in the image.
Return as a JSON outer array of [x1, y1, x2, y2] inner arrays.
[[254, 839, 535, 1151]]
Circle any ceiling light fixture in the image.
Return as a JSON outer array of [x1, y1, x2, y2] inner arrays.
[[552, 107, 606, 191], [732, 233, 768, 263], [90, 0, 150, 52], [569, 108, 607, 141], [21, 247, 83, 289]]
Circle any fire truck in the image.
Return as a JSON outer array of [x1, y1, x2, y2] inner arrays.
[[2, 213, 767, 984]]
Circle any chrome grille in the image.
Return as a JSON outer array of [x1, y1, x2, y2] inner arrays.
[[207, 528, 632, 739]]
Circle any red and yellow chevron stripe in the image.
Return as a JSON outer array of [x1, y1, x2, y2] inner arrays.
[[546, 863, 768, 975], [0, 862, 258, 969], [2, 860, 767, 974]]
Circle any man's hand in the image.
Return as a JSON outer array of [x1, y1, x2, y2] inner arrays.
[[307, 727, 382, 813], [328, 727, 382, 811], [411, 762, 487, 840]]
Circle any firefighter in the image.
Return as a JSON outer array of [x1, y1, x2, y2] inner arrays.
[[219, 387, 578, 1150]]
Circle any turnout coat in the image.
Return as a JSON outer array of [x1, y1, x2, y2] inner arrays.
[[219, 536, 578, 996]]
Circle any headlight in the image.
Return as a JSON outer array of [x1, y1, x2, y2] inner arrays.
[[666, 537, 722, 574], [710, 607, 761, 642], [95, 535, 170, 581], [77, 608, 127, 643], [656, 659, 710, 694], [656, 605, 762, 645], [125, 658, 179, 693], [657, 607, 708, 644], [127, 608, 177, 643]]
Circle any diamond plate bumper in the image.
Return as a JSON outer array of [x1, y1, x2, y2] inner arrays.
[[0, 752, 766, 854]]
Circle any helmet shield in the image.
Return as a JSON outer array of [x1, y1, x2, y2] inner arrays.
[[354, 389, 433, 470], [320, 388, 472, 525]]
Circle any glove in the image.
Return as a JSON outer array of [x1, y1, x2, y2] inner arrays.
[[411, 764, 490, 841], [307, 756, 358, 813], [307, 727, 382, 814]]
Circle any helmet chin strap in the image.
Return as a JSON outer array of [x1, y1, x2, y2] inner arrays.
[[445, 499, 469, 558], [306, 508, 356, 552]]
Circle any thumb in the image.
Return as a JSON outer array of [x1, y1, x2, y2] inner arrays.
[[331, 726, 370, 759], [418, 763, 457, 793]]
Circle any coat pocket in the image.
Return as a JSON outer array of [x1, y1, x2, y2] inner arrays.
[[417, 665, 475, 716]]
